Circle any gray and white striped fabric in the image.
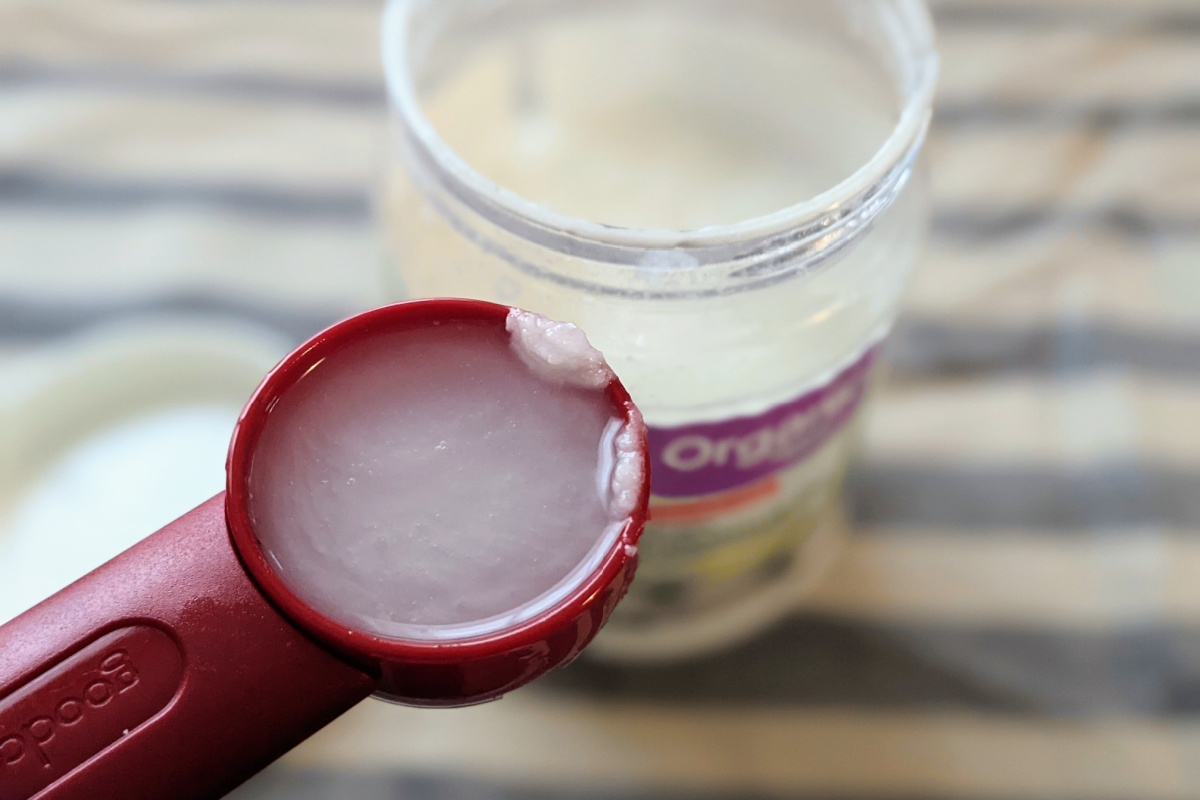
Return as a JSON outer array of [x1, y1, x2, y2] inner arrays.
[[2, 0, 1200, 798]]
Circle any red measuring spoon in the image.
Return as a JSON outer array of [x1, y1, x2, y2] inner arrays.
[[0, 299, 649, 800]]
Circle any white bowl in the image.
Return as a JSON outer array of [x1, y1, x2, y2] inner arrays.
[[0, 317, 291, 624]]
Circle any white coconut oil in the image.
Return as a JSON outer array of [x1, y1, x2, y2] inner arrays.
[[247, 311, 644, 641], [380, 0, 938, 657]]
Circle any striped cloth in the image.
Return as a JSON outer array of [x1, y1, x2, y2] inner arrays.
[[3, 0, 1200, 797]]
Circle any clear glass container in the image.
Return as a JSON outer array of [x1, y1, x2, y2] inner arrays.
[[380, 0, 938, 659]]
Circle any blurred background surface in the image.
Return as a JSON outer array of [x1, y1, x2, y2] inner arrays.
[[2, 0, 1200, 797]]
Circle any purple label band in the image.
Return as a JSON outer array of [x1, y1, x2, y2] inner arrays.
[[646, 346, 880, 499]]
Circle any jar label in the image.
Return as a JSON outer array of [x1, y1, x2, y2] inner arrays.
[[646, 345, 879, 498], [603, 344, 880, 643]]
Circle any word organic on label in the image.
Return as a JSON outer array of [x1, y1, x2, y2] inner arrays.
[[647, 347, 878, 499]]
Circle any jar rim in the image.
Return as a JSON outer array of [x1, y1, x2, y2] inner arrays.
[[382, 0, 938, 258]]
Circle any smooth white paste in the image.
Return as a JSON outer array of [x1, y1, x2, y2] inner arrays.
[[247, 314, 643, 641]]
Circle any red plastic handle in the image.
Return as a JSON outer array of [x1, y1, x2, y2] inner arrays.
[[0, 494, 375, 800]]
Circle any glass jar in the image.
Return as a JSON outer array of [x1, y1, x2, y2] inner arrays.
[[380, 0, 938, 660]]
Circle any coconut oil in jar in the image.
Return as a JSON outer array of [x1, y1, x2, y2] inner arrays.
[[380, 0, 938, 659]]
